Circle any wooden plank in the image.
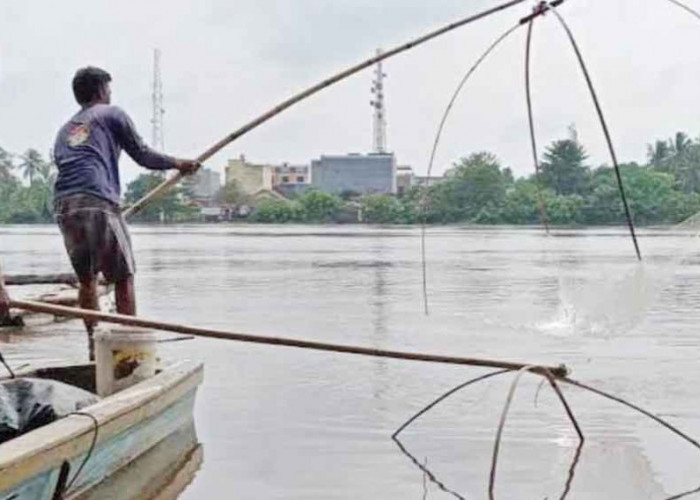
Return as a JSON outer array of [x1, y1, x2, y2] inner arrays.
[[5, 275, 107, 286], [5, 274, 79, 286], [33, 285, 111, 307], [10, 287, 111, 328]]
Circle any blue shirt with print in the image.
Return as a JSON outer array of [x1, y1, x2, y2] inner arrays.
[[53, 104, 177, 206]]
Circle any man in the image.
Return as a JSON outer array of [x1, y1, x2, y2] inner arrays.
[[0, 262, 10, 320], [0, 261, 22, 328], [53, 66, 199, 356]]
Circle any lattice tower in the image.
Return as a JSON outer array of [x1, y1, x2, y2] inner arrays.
[[151, 48, 165, 151], [370, 48, 387, 154]]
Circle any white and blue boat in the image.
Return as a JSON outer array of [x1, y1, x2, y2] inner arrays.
[[0, 359, 203, 500]]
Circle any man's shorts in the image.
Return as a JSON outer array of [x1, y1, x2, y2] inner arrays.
[[54, 194, 135, 283]]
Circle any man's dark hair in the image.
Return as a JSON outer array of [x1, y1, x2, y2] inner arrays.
[[72, 66, 112, 105]]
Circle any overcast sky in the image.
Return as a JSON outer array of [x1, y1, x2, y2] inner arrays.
[[2, 0, 700, 185]]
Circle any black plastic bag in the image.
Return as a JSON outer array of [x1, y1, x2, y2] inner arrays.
[[0, 378, 99, 444]]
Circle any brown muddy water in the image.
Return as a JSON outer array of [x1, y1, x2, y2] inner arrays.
[[1, 224, 700, 499]]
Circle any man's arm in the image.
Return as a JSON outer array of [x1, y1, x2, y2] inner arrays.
[[107, 107, 200, 175]]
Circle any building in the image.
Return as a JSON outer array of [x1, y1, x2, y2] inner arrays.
[[272, 162, 311, 198], [414, 175, 444, 187], [184, 168, 221, 203], [224, 155, 274, 195], [396, 165, 414, 195], [311, 153, 396, 195], [272, 163, 309, 186], [250, 188, 288, 203]]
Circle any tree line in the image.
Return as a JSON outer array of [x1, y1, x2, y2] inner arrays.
[[247, 131, 700, 225], [2, 131, 700, 225], [0, 148, 197, 223], [0, 147, 56, 223]]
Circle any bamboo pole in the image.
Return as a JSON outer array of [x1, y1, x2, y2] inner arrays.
[[5, 274, 108, 286], [122, 0, 528, 218], [5, 273, 78, 286], [9, 299, 569, 377]]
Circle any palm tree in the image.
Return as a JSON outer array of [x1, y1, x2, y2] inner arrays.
[[0, 146, 14, 183], [19, 149, 45, 186], [672, 132, 692, 157], [36, 160, 56, 186], [647, 140, 671, 169]]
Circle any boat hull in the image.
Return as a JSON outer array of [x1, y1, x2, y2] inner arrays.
[[0, 360, 203, 500]]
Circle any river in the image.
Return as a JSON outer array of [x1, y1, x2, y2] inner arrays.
[[1, 224, 700, 499]]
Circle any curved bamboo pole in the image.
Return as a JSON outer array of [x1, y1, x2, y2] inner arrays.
[[122, 0, 529, 218]]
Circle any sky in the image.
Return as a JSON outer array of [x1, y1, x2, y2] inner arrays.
[[2, 0, 700, 186]]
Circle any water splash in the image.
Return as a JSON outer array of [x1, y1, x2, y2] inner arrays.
[[539, 263, 666, 338]]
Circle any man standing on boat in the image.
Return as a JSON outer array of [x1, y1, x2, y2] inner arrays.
[[53, 66, 199, 357], [0, 263, 10, 320]]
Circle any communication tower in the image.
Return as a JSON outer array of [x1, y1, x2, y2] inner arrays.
[[370, 48, 387, 154], [151, 48, 165, 150]]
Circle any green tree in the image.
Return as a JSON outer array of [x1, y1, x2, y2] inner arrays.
[[670, 144, 700, 193], [671, 131, 692, 157], [215, 180, 247, 206], [423, 152, 511, 223], [501, 179, 542, 224], [249, 199, 304, 223], [298, 190, 342, 222], [540, 139, 589, 195], [0, 149, 55, 222], [360, 194, 404, 223], [35, 158, 57, 186], [546, 194, 584, 224], [583, 163, 699, 225], [647, 140, 672, 169], [0, 146, 14, 184], [123, 173, 196, 222], [19, 149, 46, 186], [648, 132, 698, 191]]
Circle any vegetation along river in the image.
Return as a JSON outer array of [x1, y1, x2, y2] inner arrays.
[[2, 224, 700, 499]]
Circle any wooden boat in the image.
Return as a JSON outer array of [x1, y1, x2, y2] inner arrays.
[[0, 359, 203, 500]]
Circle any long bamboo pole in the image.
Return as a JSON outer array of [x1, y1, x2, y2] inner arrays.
[[9, 299, 568, 377], [5, 273, 78, 286], [122, 0, 528, 218]]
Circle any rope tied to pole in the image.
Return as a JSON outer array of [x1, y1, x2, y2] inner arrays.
[[419, 21, 523, 315], [524, 7, 552, 233], [547, 3, 642, 261]]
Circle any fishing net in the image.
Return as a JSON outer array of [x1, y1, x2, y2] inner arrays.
[[541, 208, 700, 338]]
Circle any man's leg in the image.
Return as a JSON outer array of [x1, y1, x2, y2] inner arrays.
[[115, 275, 136, 316], [79, 276, 99, 360]]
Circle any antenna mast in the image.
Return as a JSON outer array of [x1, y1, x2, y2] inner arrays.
[[370, 48, 387, 154], [151, 48, 165, 150]]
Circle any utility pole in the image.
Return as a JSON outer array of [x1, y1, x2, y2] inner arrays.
[[370, 48, 387, 154], [151, 48, 165, 151]]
